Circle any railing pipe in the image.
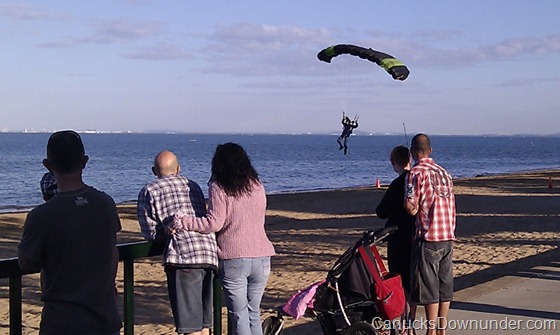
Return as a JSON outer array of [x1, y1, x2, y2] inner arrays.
[[9, 272, 23, 335], [213, 277, 223, 335], [1, 241, 226, 335]]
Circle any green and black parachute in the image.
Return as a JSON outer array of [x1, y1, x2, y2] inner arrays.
[[317, 44, 410, 81]]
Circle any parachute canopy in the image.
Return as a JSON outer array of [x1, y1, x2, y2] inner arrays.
[[317, 44, 410, 81]]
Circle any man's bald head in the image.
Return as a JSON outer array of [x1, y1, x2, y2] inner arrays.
[[410, 133, 432, 160], [152, 150, 180, 177]]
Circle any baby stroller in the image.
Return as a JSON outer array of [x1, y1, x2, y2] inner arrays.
[[262, 226, 405, 335]]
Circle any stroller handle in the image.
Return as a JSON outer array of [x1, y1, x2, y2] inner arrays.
[[326, 226, 399, 279], [362, 226, 398, 245]]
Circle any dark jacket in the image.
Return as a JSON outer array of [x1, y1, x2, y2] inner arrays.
[[375, 171, 415, 243]]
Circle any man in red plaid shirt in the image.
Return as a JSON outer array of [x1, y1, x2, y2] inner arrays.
[[405, 133, 456, 335]]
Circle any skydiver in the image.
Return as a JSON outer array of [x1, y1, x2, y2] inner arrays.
[[336, 112, 358, 155]]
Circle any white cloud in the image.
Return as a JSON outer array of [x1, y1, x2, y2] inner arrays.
[[90, 18, 164, 43], [0, 2, 68, 21], [39, 18, 165, 48], [193, 22, 331, 76], [402, 34, 560, 68], [496, 75, 560, 87], [122, 43, 193, 60]]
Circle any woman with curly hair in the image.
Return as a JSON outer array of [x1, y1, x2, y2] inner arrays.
[[173, 142, 275, 335]]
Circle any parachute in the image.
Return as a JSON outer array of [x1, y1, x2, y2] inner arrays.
[[317, 44, 410, 81]]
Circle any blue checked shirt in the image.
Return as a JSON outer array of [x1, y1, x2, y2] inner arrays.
[[137, 174, 218, 269]]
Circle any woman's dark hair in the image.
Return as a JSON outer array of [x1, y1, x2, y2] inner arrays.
[[210, 142, 260, 197]]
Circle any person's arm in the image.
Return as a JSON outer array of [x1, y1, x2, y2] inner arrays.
[[405, 198, 418, 216], [176, 182, 227, 233], [137, 188, 162, 241], [405, 172, 419, 216], [376, 181, 397, 219], [18, 212, 44, 273], [18, 250, 41, 273]]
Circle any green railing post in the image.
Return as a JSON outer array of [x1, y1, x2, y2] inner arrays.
[[117, 241, 164, 335], [213, 277, 222, 335], [9, 275, 22, 335], [123, 258, 135, 335]]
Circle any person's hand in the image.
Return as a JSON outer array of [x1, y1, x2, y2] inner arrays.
[[167, 212, 187, 235], [165, 222, 181, 235], [165, 224, 174, 236], [405, 200, 418, 216]]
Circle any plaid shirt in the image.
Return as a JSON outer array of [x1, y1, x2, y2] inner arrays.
[[137, 174, 218, 269], [406, 158, 456, 242], [40, 172, 58, 199]]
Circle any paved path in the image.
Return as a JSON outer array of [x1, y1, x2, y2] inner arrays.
[[414, 260, 560, 334]]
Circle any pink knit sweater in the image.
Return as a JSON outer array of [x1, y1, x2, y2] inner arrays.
[[175, 181, 275, 260]]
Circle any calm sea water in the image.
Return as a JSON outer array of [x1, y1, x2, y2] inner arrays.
[[1, 133, 559, 213]]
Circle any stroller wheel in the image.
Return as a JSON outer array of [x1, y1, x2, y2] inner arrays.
[[262, 315, 284, 335], [342, 321, 379, 335]]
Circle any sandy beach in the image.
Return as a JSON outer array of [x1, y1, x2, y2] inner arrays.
[[1, 170, 559, 334]]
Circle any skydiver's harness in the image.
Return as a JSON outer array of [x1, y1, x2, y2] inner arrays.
[[341, 116, 358, 137]]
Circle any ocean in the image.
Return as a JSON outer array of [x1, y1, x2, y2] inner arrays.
[[1, 133, 559, 213]]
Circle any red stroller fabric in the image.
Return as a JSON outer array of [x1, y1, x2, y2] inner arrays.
[[358, 244, 405, 320]]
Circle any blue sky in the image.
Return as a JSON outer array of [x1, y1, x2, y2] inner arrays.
[[1, 1, 559, 135]]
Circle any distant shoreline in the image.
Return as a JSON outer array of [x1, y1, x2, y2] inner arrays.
[[2, 131, 560, 137]]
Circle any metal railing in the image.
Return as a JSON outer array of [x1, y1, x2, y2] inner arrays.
[[0, 241, 223, 335]]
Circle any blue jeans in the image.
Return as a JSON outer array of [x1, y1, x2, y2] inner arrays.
[[219, 257, 271, 335]]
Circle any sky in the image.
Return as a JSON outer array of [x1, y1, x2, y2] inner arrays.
[[1, 1, 559, 136]]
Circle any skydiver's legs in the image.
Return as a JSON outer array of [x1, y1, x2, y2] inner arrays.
[[337, 136, 344, 150]]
